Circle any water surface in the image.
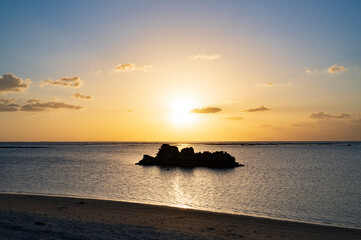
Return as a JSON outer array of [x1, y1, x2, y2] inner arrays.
[[0, 142, 360, 229]]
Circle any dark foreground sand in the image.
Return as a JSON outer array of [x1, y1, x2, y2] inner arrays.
[[0, 193, 360, 240]]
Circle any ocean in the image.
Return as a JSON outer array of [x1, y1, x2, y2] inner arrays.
[[0, 142, 360, 229]]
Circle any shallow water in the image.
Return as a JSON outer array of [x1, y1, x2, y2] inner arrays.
[[0, 142, 360, 229]]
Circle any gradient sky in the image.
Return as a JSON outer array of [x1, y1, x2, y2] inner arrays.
[[0, 0, 360, 141]]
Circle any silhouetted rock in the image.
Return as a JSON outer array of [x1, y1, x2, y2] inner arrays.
[[137, 154, 156, 165], [136, 144, 244, 168]]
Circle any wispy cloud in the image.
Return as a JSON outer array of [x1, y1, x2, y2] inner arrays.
[[113, 63, 135, 72], [0, 73, 31, 94], [245, 105, 270, 112], [0, 98, 20, 111], [310, 112, 350, 119], [74, 92, 92, 100], [305, 65, 347, 74], [112, 63, 153, 72], [40, 76, 82, 88], [137, 65, 154, 71], [188, 54, 220, 60], [304, 67, 318, 73], [327, 65, 347, 73], [0, 98, 83, 112], [21, 99, 83, 111], [190, 107, 222, 113]]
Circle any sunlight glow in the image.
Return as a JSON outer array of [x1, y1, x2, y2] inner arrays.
[[169, 97, 196, 126]]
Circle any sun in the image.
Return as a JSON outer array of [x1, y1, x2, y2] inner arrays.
[[169, 98, 196, 126]]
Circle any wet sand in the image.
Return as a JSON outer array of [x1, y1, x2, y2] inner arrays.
[[0, 193, 360, 240]]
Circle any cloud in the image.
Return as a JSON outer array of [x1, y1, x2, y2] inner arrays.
[[137, 65, 154, 71], [0, 98, 83, 112], [305, 65, 347, 74], [0, 73, 31, 94], [327, 65, 347, 73], [245, 105, 270, 112], [40, 76, 82, 88], [74, 92, 92, 100], [21, 99, 83, 112], [188, 54, 220, 60], [223, 116, 243, 120], [190, 107, 222, 113], [0, 98, 20, 112], [113, 63, 135, 72], [304, 67, 318, 73], [112, 63, 153, 72], [310, 112, 350, 119]]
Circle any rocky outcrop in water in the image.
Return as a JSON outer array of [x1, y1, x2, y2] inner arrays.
[[136, 144, 244, 168]]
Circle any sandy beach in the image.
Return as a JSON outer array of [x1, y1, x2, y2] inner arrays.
[[0, 193, 360, 239]]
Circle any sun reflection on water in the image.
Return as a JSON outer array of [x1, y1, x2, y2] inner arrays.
[[171, 174, 197, 209]]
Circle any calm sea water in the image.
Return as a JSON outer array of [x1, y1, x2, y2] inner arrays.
[[0, 142, 360, 229]]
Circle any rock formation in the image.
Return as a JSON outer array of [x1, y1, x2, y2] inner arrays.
[[136, 144, 244, 168]]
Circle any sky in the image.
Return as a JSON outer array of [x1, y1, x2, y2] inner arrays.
[[0, 0, 360, 141]]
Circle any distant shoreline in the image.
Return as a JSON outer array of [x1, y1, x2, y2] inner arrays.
[[1, 193, 360, 239], [0, 141, 360, 146]]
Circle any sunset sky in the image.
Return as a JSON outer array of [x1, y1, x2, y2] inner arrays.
[[1, 0, 360, 141]]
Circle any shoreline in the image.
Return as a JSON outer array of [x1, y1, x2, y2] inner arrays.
[[1, 191, 359, 230], [1, 193, 360, 239]]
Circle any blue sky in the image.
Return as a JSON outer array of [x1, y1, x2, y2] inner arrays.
[[1, 0, 361, 77]]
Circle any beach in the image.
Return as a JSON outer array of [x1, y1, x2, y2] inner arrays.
[[0, 193, 360, 240]]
